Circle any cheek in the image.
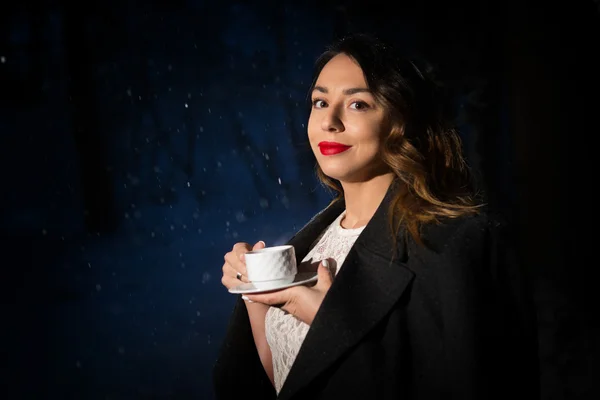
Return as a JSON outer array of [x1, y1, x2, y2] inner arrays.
[[356, 123, 385, 146], [307, 115, 319, 142]]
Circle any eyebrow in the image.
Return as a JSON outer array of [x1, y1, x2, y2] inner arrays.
[[313, 86, 371, 95]]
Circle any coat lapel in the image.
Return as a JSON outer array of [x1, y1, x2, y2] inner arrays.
[[286, 199, 345, 266], [279, 181, 415, 399]]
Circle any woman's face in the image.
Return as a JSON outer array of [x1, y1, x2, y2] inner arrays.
[[308, 53, 390, 183]]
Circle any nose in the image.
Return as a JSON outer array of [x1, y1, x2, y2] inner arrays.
[[321, 108, 344, 133]]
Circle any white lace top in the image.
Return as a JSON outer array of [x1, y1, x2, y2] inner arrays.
[[265, 210, 366, 393]]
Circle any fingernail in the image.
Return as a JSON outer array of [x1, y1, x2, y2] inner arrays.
[[321, 259, 329, 268], [242, 295, 254, 303], [259, 240, 266, 247]]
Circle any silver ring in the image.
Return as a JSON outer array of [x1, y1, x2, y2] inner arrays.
[[236, 272, 243, 281]]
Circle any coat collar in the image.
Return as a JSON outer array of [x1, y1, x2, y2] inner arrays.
[[279, 180, 415, 399]]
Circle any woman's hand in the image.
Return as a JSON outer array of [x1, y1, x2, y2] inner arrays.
[[222, 241, 274, 384], [244, 259, 334, 326], [221, 240, 266, 290]]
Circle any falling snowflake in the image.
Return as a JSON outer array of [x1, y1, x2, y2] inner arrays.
[[235, 211, 246, 222]]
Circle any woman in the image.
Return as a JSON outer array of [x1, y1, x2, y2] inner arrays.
[[213, 33, 539, 399]]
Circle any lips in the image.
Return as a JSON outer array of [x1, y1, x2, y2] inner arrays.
[[318, 141, 352, 155]]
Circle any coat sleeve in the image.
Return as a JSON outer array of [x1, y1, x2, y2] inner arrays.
[[406, 215, 540, 399], [212, 297, 277, 400]]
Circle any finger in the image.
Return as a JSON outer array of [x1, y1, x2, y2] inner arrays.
[[245, 288, 291, 307], [222, 274, 243, 290], [233, 242, 252, 252], [221, 275, 239, 289], [222, 262, 250, 283], [234, 242, 252, 264], [316, 259, 334, 288], [241, 295, 254, 303], [239, 240, 266, 264], [224, 263, 250, 283], [225, 251, 247, 276]]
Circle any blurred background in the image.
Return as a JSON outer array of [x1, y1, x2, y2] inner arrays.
[[1, 0, 598, 398]]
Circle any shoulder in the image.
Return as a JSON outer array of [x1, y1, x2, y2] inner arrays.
[[424, 210, 506, 248], [405, 211, 509, 270]]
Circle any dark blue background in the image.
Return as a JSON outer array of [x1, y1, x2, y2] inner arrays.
[[2, 1, 598, 398]]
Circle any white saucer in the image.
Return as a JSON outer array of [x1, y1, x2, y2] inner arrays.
[[228, 272, 318, 294]]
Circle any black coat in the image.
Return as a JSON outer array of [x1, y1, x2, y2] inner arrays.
[[212, 184, 540, 399]]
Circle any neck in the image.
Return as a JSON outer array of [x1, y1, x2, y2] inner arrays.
[[339, 172, 396, 229]]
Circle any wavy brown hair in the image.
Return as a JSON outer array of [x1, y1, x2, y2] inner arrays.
[[309, 33, 483, 247]]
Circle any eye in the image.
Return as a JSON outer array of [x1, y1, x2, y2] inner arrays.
[[350, 101, 369, 110], [312, 99, 327, 108]]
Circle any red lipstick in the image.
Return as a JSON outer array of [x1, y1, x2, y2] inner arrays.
[[318, 141, 352, 155]]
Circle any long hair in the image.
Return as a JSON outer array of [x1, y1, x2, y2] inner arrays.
[[308, 33, 483, 247]]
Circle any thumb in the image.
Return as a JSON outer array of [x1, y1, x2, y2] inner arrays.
[[317, 259, 333, 287], [252, 240, 266, 251]]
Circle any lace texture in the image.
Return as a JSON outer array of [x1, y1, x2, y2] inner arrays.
[[265, 210, 365, 393]]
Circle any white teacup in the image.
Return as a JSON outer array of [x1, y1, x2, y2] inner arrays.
[[245, 245, 297, 289]]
